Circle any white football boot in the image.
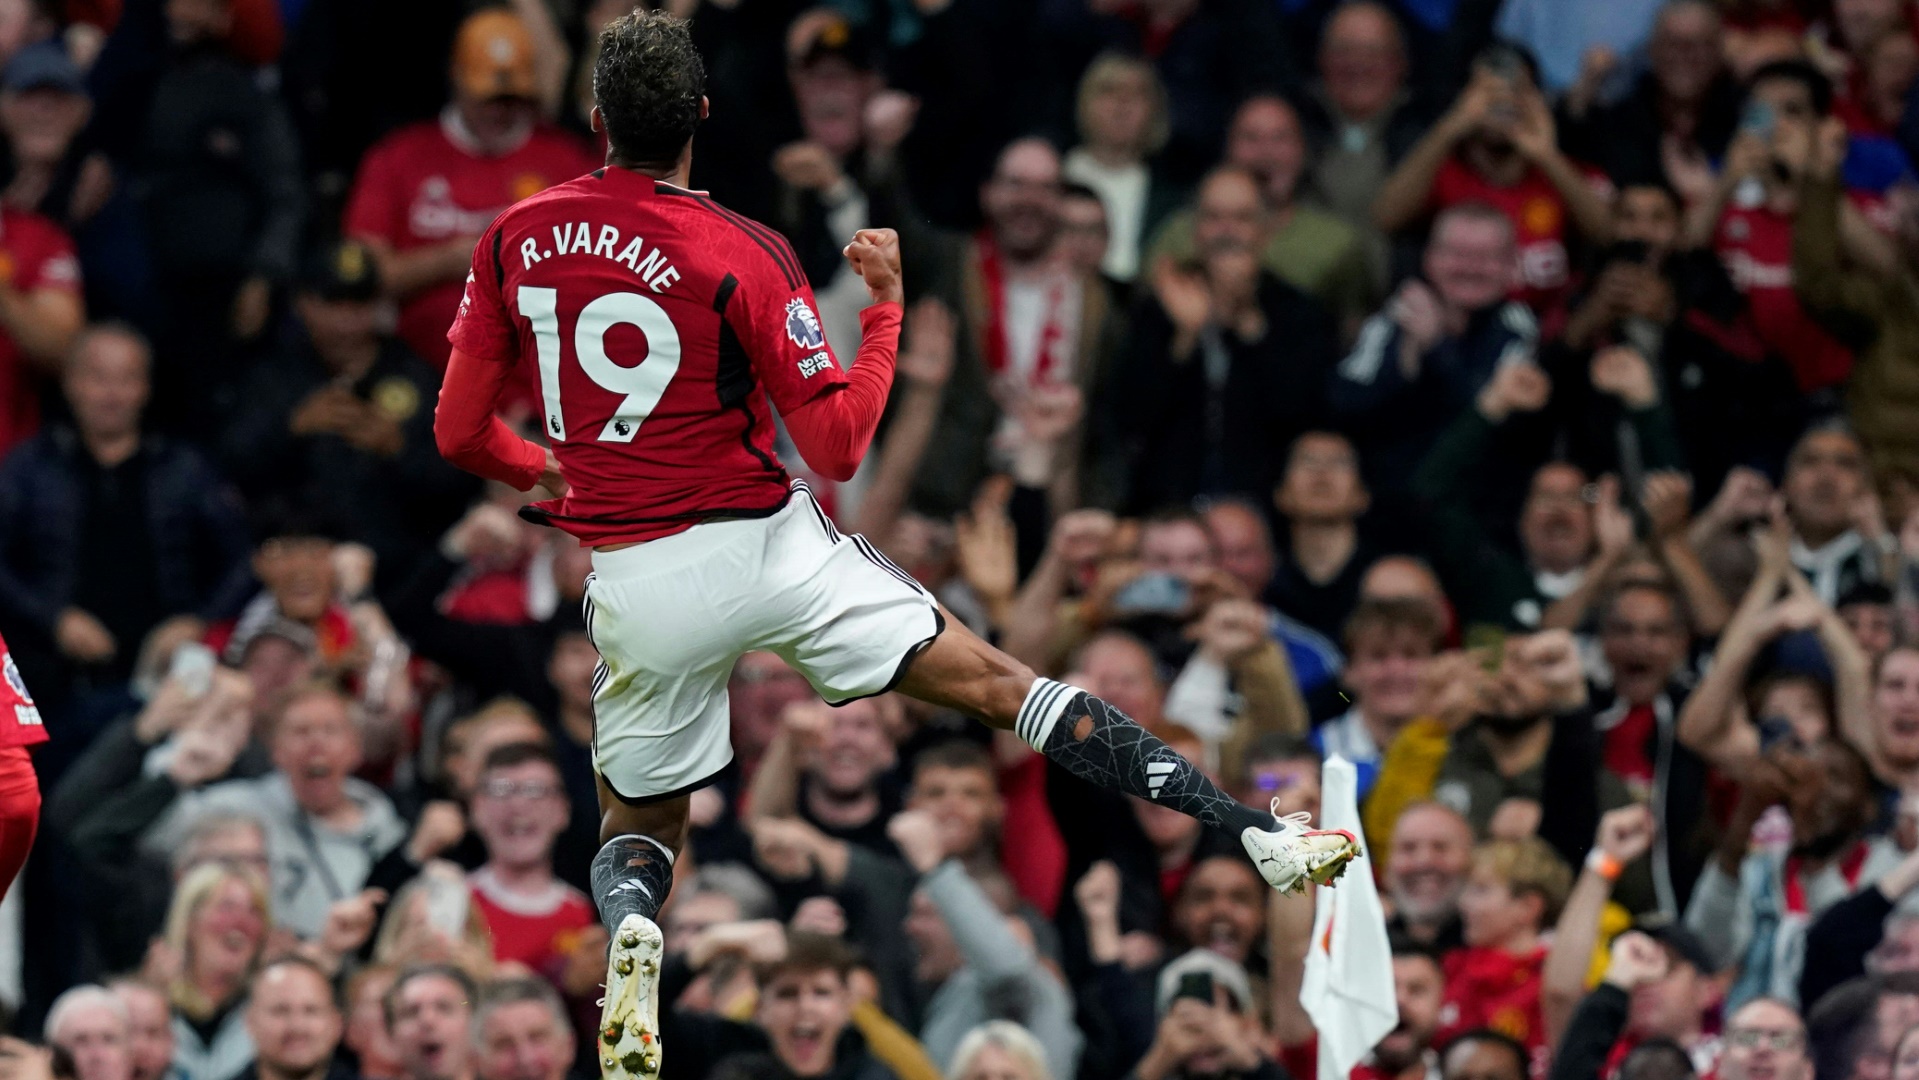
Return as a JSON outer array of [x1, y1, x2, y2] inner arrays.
[[1241, 805, 1362, 895], [597, 915, 664, 1080]]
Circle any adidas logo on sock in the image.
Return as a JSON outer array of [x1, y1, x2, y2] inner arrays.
[[1145, 760, 1176, 798], [606, 880, 653, 901]]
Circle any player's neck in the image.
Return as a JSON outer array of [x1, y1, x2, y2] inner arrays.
[[608, 150, 692, 189]]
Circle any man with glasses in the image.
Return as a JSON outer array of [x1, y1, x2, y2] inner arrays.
[[466, 742, 598, 977], [1718, 998, 1812, 1080]]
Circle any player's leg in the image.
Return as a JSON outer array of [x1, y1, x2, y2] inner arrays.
[[591, 779, 687, 934], [894, 615, 1360, 892]]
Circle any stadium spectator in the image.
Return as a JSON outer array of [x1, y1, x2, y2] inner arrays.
[[1267, 432, 1380, 642], [473, 979, 573, 1080], [46, 984, 134, 1080], [343, 9, 594, 374], [386, 966, 478, 1080], [1116, 167, 1341, 511], [1386, 802, 1476, 950], [0, 323, 250, 692], [1314, 599, 1444, 797], [1062, 53, 1175, 285], [108, 979, 179, 1080], [238, 959, 345, 1080], [162, 863, 270, 1080], [1146, 95, 1372, 332]]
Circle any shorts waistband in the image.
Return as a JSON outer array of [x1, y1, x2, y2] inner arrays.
[[588, 486, 805, 580]]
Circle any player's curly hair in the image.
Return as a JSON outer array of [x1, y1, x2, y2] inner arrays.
[[594, 9, 705, 168]]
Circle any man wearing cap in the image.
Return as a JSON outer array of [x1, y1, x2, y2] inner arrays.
[[1548, 926, 1727, 1080], [222, 239, 478, 567], [0, 40, 83, 460], [345, 8, 595, 378], [767, 9, 916, 360]]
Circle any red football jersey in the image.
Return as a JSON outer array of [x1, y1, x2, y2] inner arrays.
[[1714, 202, 1855, 393], [1438, 945, 1548, 1054], [345, 118, 598, 370], [0, 209, 80, 458], [448, 167, 851, 545], [0, 633, 48, 749]]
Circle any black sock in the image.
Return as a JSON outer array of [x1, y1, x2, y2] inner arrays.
[[1016, 678, 1274, 836], [591, 833, 675, 933]]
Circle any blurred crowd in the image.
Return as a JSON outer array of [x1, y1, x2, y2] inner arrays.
[[16, 0, 1919, 1079]]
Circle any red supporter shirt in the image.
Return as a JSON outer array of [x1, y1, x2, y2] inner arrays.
[[0, 209, 80, 458], [345, 117, 597, 371], [1714, 202, 1855, 392], [447, 167, 857, 545], [1430, 157, 1605, 313], [0, 634, 46, 749], [1439, 945, 1549, 1054], [469, 868, 596, 974]]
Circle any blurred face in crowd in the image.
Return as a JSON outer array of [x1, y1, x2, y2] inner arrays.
[[1600, 587, 1689, 706], [1346, 625, 1435, 728], [1173, 857, 1266, 963], [51, 996, 132, 1080], [1782, 430, 1868, 543], [1836, 0, 1904, 52], [1777, 739, 1875, 857], [1169, 985, 1263, 1076], [471, 758, 568, 872], [1242, 752, 1320, 819], [1081, 61, 1157, 156], [756, 967, 851, 1076], [345, 969, 402, 1080], [478, 1000, 573, 1080], [444, 709, 546, 799], [109, 983, 173, 1080], [790, 55, 878, 159], [1055, 191, 1110, 278], [1458, 868, 1541, 949], [64, 331, 150, 443], [459, 95, 537, 155], [1614, 185, 1682, 257], [1718, 998, 1810, 1080], [1893, 1025, 1919, 1080], [272, 691, 363, 814], [1205, 502, 1276, 597], [1845, 599, 1899, 665], [165, 0, 230, 44], [981, 138, 1062, 262], [1362, 557, 1449, 615], [1863, 994, 1919, 1080], [1871, 914, 1919, 974], [731, 652, 814, 766], [0, 81, 88, 166], [242, 634, 317, 713], [1192, 167, 1268, 258], [1875, 648, 1919, 767], [1319, 3, 1406, 122], [254, 535, 337, 624], [1139, 518, 1218, 586], [1442, 1037, 1528, 1080], [179, 819, 269, 881], [1076, 634, 1165, 728], [546, 632, 597, 714], [811, 698, 893, 798], [1754, 674, 1832, 746], [1388, 804, 1474, 926], [1225, 96, 1306, 206], [1519, 464, 1594, 574], [1424, 211, 1516, 313], [1867, 34, 1919, 128], [1649, 1, 1724, 104], [189, 876, 267, 987], [391, 974, 475, 1080], [908, 763, 1002, 861], [1373, 953, 1446, 1073], [1627, 950, 1718, 1042], [1276, 432, 1368, 526], [298, 295, 380, 363], [662, 889, 741, 954], [248, 964, 343, 1079]]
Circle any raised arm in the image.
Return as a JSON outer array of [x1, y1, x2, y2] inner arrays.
[[1542, 805, 1654, 1047], [775, 230, 903, 481]]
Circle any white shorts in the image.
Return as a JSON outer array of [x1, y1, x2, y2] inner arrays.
[[582, 481, 943, 804]]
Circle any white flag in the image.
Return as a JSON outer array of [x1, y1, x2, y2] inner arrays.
[[1300, 756, 1397, 1080]]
